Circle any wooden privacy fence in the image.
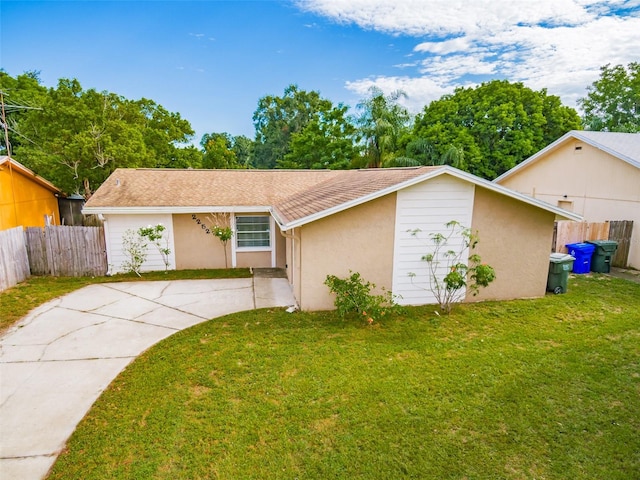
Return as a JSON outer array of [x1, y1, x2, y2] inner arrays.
[[0, 227, 30, 291], [553, 220, 634, 268], [25, 226, 107, 277], [609, 220, 634, 268]]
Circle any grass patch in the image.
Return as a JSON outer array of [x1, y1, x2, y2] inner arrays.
[[48, 274, 640, 479], [0, 268, 251, 333]]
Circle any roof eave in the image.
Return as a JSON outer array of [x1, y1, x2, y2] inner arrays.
[[82, 205, 272, 215], [279, 166, 582, 230], [495, 130, 640, 183], [0, 156, 62, 194]]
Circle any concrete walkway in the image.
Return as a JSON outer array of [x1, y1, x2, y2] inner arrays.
[[0, 277, 296, 480]]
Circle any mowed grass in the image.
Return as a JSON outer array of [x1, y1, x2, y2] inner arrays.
[[0, 269, 251, 333], [48, 274, 639, 479]]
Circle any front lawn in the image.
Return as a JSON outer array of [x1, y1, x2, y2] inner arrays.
[[48, 275, 639, 479]]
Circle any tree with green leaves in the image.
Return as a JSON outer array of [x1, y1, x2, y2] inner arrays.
[[1, 71, 51, 158], [356, 87, 411, 168], [252, 84, 356, 169], [201, 132, 239, 169], [413, 80, 581, 179], [2, 73, 196, 195], [578, 62, 640, 132], [280, 103, 359, 169], [231, 135, 254, 168]]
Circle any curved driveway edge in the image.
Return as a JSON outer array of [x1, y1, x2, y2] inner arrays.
[[0, 277, 296, 480]]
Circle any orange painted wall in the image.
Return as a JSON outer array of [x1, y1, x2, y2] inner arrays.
[[0, 165, 60, 230]]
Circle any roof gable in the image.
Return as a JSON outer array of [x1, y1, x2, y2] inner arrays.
[[0, 156, 61, 194], [274, 166, 582, 229], [495, 130, 640, 183]]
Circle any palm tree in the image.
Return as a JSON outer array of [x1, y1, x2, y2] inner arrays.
[[356, 88, 410, 168]]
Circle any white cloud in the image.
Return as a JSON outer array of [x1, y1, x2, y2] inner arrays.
[[345, 76, 451, 113], [297, 0, 640, 111]]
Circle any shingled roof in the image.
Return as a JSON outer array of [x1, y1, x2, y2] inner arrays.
[[85, 166, 582, 225], [84, 168, 343, 208], [273, 167, 440, 224]]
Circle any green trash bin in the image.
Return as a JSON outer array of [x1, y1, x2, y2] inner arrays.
[[586, 240, 618, 273], [547, 253, 575, 294]]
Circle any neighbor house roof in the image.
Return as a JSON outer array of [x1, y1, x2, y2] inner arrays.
[[85, 166, 582, 226], [0, 156, 61, 193], [494, 130, 640, 183]]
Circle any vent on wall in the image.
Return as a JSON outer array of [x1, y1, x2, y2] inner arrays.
[[574, 144, 583, 153], [558, 200, 573, 211]]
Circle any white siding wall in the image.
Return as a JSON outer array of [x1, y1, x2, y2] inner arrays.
[[392, 176, 475, 305], [104, 214, 176, 274]]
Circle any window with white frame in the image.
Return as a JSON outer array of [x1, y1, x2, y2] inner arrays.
[[235, 216, 270, 249]]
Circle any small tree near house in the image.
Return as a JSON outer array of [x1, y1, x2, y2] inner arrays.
[[121, 224, 172, 275], [408, 220, 495, 313], [121, 229, 148, 276], [138, 224, 171, 271], [206, 213, 234, 269]]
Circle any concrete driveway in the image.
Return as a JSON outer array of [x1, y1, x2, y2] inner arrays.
[[0, 276, 296, 480]]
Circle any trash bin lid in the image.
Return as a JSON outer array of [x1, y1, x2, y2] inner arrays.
[[586, 240, 618, 251], [550, 253, 575, 263], [566, 242, 596, 253]]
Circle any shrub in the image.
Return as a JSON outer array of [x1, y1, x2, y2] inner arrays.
[[138, 224, 171, 271], [121, 229, 147, 276], [325, 271, 400, 324], [408, 220, 496, 313]]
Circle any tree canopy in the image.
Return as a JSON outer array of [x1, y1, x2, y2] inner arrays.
[[412, 80, 581, 179], [252, 84, 359, 169], [2, 70, 593, 194], [578, 62, 640, 133], [1, 72, 196, 195]]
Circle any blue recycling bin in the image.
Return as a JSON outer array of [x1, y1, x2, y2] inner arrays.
[[566, 242, 596, 274]]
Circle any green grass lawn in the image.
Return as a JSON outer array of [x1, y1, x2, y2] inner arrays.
[[44, 274, 639, 479]]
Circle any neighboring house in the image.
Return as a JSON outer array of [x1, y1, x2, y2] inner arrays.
[[494, 131, 640, 269], [0, 156, 61, 230], [84, 166, 580, 311]]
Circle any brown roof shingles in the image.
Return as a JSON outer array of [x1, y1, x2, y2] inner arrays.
[[86, 167, 442, 225], [273, 167, 440, 224], [85, 168, 343, 207]]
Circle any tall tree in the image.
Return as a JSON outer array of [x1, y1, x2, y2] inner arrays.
[[578, 62, 640, 132], [356, 88, 411, 168], [201, 132, 239, 169], [3, 74, 196, 194], [232, 135, 254, 168], [413, 80, 581, 179], [252, 84, 353, 169], [280, 103, 359, 169], [0, 70, 49, 155]]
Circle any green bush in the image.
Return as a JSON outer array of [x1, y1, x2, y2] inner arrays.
[[324, 271, 400, 324]]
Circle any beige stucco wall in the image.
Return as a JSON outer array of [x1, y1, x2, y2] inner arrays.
[[174, 213, 284, 270], [296, 193, 397, 311], [236, 251, 272, 268], [498, 140, 640, 268], [470, 186, 556, 301], [173, 214, 230, 269]]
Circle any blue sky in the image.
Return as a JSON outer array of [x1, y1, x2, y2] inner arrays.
[[2, 0, 639, 144]]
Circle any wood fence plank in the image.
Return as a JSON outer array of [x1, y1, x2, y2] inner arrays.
[[0, 227, 30, 291], [609, 220, 633, 268]]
